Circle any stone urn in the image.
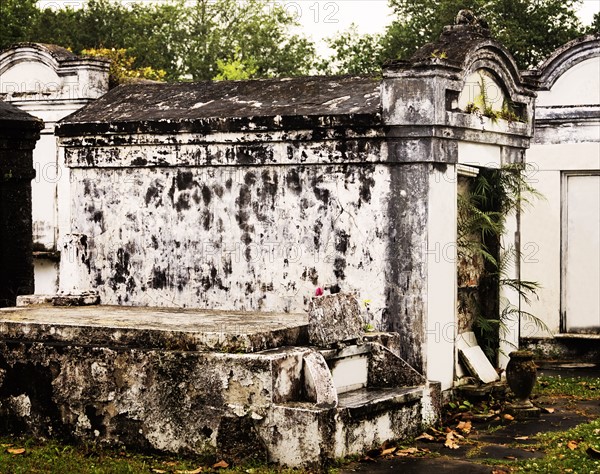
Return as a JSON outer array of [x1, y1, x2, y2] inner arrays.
[[506, 350, 537, 409]]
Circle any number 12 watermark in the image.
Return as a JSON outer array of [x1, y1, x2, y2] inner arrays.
[[268, 1, 340, 23]]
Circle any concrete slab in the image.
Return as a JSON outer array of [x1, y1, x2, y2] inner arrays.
[[0, 305, 308, 353], [459, 345, 500, 384]]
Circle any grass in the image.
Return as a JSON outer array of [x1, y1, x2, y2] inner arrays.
[[0, 437, 305, 474], [512, 419, 600, 473], [0, 437, 199, 474], [1, 375, 598, 473], [534, 375, 600, 399]]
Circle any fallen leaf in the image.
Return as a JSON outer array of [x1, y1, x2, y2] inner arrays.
[[152, 470, 167, 474], [567, 440, 579, 450], [456, 420, 472, 434], [415, 432, 435, 441], [381, 447, 396, 456], [395, 447, 419, 457], [212, 460, 229, 469], [504, 456, 517, 460], [444, 432, 460, 449], [7, 448, 25, 455], [359, 455, 376, 463], [492, 470, 509, 474], [503, 414, 515, 421], [515, 436, 529, 441], [176, 468, 203, 474], [542, 407, 555, 414]]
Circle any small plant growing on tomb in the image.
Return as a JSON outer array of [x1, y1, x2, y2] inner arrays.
[[430, 49, 448, 59], [362, 299, 377, 332], [464, 72, 525, 124]]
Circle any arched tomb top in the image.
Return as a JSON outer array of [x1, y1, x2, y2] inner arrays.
[[412, 23, 534, 111], [523, 36, 600, 107], [383, 13, 535, 136], [525, 35, 600, 90], [0, 43, 109, 101]]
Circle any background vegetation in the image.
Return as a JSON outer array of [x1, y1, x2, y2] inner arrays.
[[0, 0, 597, 83]]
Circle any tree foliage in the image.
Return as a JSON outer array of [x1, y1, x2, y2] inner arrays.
[[318, 24, 384, 75], [81, 48, 167, 87], [0, 0, 39, 47], [326, 0, 587, 75], [590, 12, 600, 35], [183, 0, 315, 81], [0, 0, 315, 82]]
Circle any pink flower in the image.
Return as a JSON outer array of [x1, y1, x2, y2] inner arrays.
[[315, 287, 324, 296]]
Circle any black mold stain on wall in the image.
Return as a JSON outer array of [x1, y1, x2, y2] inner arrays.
[[384, 164, 428, 373]]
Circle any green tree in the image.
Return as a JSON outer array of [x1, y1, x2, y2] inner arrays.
[[589, 12, 600, 35], [27, 6, 82, 50], [125, 0, 188, 80], [326, 0, 586, 74], [214, 57, 258, 81], [2, 0, 315, 81], [386, 0, 585, 69], [183, 0, 315, 81], [81, 48, 167, 87], [318, 24, 384, 75], [0, 0, 39, 49]]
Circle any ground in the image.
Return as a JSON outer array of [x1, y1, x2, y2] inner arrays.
[[342, 362, 600, 473], [0, 363, 598, 473]]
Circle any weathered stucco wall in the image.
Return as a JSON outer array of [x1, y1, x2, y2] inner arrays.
[[56, 23, 537, 385], [66, 153, 392, 314]]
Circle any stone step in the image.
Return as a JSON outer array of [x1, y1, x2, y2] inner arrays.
[[268, 385, 426, 464]]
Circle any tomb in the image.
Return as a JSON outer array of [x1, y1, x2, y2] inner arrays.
[[0, 19, 538, 466]]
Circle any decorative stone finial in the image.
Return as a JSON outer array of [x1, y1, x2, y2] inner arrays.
[[455, 9, 476, 25], [455, 9, 489, 30]]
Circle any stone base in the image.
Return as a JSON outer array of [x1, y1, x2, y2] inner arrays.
[[521, 336, 600, 364], [0, 305, 433, 467], [504, 405, 541, 420], [456, 381, 508, 400]]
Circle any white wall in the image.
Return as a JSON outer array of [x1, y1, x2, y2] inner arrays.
[[522, 52, 600, 338], [426, 164, 457, 390], [522, 142, 600, 336]]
